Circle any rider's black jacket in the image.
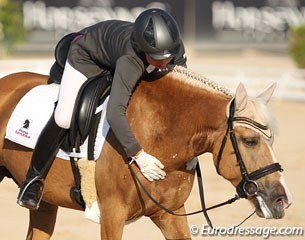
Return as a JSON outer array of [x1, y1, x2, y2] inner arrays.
[[68, 20, 187, 157]]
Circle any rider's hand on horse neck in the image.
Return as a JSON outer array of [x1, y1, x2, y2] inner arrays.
[[133, 150, 166, 182]]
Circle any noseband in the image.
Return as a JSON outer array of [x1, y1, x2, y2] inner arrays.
[[216, 99, 283, 199]]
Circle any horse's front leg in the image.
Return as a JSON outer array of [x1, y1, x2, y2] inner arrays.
[[27, 200, 58, 240], [99, 201, 127, 240], [150, 205, 191, 240]]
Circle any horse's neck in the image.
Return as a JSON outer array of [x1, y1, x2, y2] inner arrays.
[[129, 77, 230, 169], [183, 89, 230, 156]]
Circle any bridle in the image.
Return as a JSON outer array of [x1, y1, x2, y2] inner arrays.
[[216, 99, 283, 199], [129, 98, 283, 228]]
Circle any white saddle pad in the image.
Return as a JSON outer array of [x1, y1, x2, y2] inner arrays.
[[5, 84, 110, 160]]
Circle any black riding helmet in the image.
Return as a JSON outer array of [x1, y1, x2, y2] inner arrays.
[[132, 8, 181, 60]]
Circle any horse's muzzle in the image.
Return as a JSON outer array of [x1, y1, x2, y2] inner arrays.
[[253, 183, 291, 219]]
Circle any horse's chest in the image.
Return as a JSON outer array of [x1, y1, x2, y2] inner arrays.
[[160, 172, 195, 205]]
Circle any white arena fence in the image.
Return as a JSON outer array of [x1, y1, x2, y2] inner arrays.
[[1, 59, 305, 102], [189, 64, 305, 102]]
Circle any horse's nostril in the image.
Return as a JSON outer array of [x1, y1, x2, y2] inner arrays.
[[276, 198, 284, 206], [274, 196, 288, 210]]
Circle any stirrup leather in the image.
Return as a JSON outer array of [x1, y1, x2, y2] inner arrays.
[[17, 176, 44, 210]]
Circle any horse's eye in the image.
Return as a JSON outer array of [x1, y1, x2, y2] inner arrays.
[[241, 137, 259, 147]]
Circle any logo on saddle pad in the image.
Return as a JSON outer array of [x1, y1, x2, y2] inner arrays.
[[15, 118, 32, 139]]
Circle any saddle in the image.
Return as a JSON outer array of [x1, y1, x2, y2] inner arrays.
[[49, 33, 113, 208]]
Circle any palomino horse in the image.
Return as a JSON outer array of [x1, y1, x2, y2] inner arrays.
[[0, 66, 291, 239]]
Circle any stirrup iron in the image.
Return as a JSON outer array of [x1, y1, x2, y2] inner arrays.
[[17, 176, 44, 210]]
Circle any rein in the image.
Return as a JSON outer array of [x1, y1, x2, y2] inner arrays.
[[128, 163, 240, 228], [128, 99, 283, 228]]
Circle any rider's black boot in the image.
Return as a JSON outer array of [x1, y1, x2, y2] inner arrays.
[[17, 113, 67, 210]]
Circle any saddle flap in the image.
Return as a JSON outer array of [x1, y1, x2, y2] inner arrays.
[[62, 70, 112, 153], [77, 77, 111, 140]]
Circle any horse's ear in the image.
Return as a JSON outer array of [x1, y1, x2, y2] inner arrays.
[[257, 83, 277, 103], [234, 83, 248, 113]]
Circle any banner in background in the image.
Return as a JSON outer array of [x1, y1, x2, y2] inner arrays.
[[21, 0, 305, 47]]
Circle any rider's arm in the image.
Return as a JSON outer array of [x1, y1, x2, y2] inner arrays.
[[106, 55, 144, 158]]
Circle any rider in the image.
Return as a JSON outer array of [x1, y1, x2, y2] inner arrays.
[[17, 8, 187, 210]]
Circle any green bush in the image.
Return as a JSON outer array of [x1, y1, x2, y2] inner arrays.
[[0, 0, 26, 47], [289, 25, 305, 69]]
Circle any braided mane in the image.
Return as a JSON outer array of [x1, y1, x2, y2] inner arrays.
[[169, 66, 278, 137], [170, 65, 232, 96]]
